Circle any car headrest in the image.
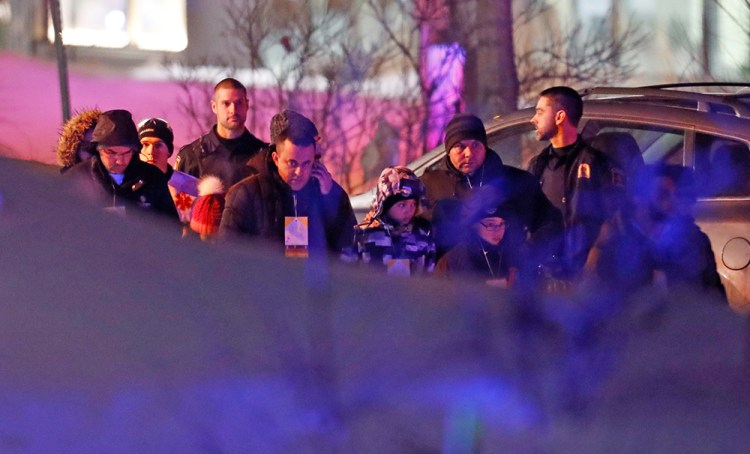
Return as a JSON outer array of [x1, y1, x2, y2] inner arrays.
[[590, 131, 644, 175]]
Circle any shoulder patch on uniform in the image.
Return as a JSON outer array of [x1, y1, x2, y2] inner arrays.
[[577, 163, 591, 179]]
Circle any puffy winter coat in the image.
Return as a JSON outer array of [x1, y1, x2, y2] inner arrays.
[[220, 150, 356, 255]]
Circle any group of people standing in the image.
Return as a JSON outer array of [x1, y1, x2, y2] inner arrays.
[[55, 79, 726, 303]]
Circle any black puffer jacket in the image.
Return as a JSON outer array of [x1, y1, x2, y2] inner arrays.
[[420, 150, 563, 264], [175, 126, 267, 188], [220, 150, 356, 254], [66, 155, 178, 219]]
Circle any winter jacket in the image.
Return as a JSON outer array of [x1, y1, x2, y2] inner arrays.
[[66, 155, 178, 219], [351, 216, 436, 275], [175, 126, 267, 188], [420, 150, 563, 265], [528, 136, 621, 277], [220, 150, 356, 255], [435, 234, 519, 282], [655, 215, 726, 300], [587, 210, 726, 303]]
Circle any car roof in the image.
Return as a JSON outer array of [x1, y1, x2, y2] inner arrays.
[[408, 85, 750, 176]]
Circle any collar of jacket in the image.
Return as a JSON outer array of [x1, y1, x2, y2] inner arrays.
[[199, 125, 252, 157], [441, 148, 504, 186], [465, 230, 505, 251], [532, 135, 586, 176], [90, 155, 145, 194]]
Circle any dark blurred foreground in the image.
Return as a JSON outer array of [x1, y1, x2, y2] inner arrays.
[[0, 157, 749, 453]]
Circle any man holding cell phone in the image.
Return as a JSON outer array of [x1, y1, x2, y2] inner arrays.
[[220, 110, 356, 257]]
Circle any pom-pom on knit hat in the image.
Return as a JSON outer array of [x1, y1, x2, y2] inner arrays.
[[190, 175, 226, 238]]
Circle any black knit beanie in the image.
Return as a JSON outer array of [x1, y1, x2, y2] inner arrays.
[[92, 109, 139, 150], [444, 113, 487, 153], [138, 118, 175, 155]]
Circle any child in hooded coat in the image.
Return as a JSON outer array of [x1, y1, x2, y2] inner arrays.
[[348, 166, 436, 276]]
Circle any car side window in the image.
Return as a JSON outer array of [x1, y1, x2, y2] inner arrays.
[[695, 134, 750, 197], [422, 123, 544, 173], [581, 121, 686, 166]]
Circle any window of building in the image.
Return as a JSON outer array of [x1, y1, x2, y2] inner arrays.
[[48, 0, 187, 52]]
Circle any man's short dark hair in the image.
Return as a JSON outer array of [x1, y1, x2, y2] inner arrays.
[[540, 86, 583, 127], [213, 78, 247, 98], [270, 110, 319, 147]]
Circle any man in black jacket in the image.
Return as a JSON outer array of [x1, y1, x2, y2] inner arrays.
[[420, 113, 563, 267], [220, 110, 355, 257], [66, 110, 177, 219], [529, 86, 622, 277], [175, 78, 268, 188]]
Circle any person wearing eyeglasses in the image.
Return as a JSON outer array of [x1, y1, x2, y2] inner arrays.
[[220, 110, 355, 257], [65, 110, 177, 219], [138, 118, 200, 225], [420, 113, 563, 277], [435, 186, 521, 288]]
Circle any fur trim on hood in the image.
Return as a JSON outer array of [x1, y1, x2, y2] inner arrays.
[[56, 108, 101, 168]]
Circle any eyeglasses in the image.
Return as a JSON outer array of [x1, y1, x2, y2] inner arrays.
[[479, 221, 506, 231]]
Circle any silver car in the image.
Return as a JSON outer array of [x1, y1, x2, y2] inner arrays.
[[351, 84, 750, 311]]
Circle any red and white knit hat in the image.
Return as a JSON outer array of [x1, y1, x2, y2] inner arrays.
[[190, 175, 225, 237]]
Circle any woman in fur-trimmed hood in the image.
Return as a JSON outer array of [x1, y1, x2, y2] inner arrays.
[[56, 108, 101, 172]]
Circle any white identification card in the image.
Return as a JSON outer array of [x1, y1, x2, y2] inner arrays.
[[285, 216, 309, 258]]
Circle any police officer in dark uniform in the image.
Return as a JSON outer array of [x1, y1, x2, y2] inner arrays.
[[529, 86, 623, 278], [175, 78, 267, 189]]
